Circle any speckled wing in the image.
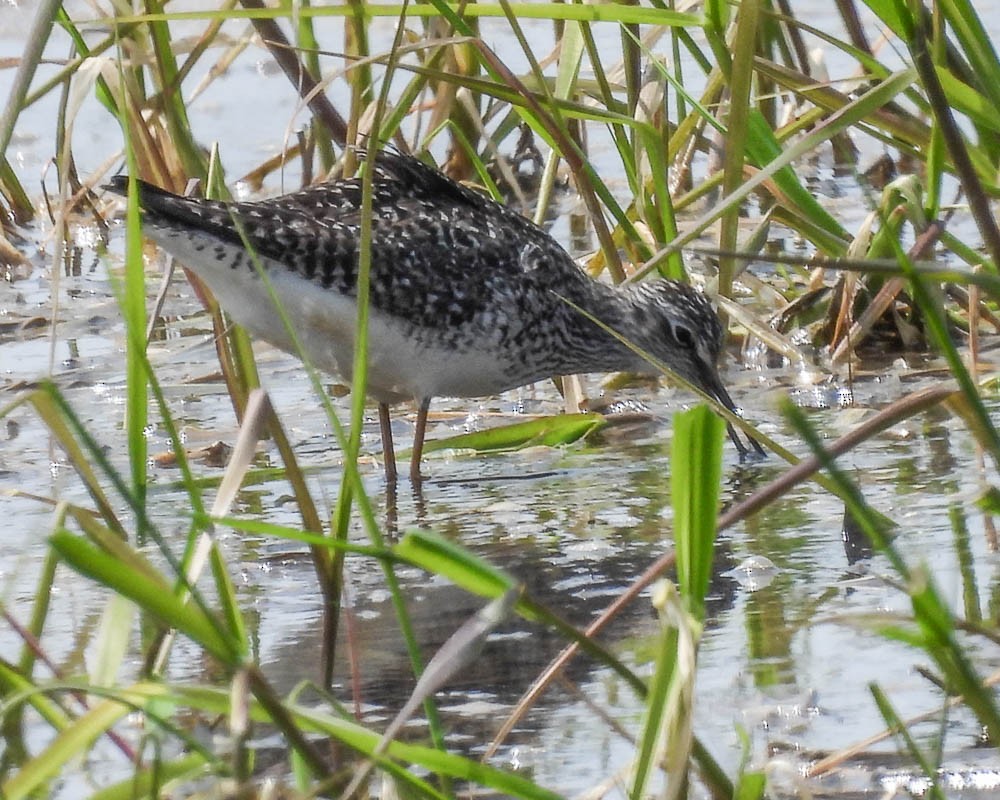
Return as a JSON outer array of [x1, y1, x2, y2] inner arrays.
[[107, 158, 588, 339]]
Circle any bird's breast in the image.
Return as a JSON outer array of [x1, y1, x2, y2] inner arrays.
[[145, 222, 537, 401]]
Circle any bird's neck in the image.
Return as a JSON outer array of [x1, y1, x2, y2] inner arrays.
[[550, 281, 652, 376]]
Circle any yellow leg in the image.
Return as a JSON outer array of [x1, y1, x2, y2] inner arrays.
[[378, 402, 397, 484], [410, 398, 431, 483]]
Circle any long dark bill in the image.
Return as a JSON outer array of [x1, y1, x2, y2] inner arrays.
[[704, 369, 766, 461]]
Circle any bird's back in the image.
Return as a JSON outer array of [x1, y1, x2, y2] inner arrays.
[[115, 152, 589, 337]]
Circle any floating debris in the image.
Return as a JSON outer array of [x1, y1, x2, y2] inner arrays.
[[724, 555, 779, 591]]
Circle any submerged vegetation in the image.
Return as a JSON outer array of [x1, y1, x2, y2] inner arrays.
[[3, 0, 1000, 797]]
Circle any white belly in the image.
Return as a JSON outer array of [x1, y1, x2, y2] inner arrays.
[[151, 227, 521, 402]]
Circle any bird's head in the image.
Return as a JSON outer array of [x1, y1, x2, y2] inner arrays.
[[620, 280, 764, 459]]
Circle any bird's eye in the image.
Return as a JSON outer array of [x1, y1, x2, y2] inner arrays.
[[672, 322, 695, 348]]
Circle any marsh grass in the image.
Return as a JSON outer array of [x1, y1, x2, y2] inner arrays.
[[4, 0, 1000, 796]]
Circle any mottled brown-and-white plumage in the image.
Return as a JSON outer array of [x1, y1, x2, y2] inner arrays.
[[106, 151, 761, 479]]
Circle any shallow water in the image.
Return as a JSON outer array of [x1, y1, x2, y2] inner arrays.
[[4, 2, 1000, 798]]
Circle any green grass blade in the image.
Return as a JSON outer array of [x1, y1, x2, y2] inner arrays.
[[734, 769, 767, 800], [0, 657, 72, 735], [869, 683, 946, 800], [938, 0, 1000, 111], [671, 405, 724, 619], [395, 530, 516, 599], [785, 401, 1000, 742], [640, 68, 917, 276], [119, 151, 149, 533], [396, 530, 648, 696], [890, 247, 1000, 465], [716, 0, 759, 297], [104, 680, 565, 798], [18, 550, 59, 679], [144, 0, 208, 179], [50, 531, 243, 665], [90, 595, 136, 688], [110, 3, 702, 27], [0, 697, 132, 800], [0, 0, 60, 223], [54, 6, 120, 115], [630, 581, 699, 800], [29, 382, 225, 639], [745, 110, 848, 240], [26, 386, 126, 537], [933, 66, 1000, 132], [421, 412, 606, 454], [86, 754, 210, 800]]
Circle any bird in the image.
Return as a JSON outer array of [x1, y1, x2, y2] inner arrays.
[[105, 150, 763, 482]]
